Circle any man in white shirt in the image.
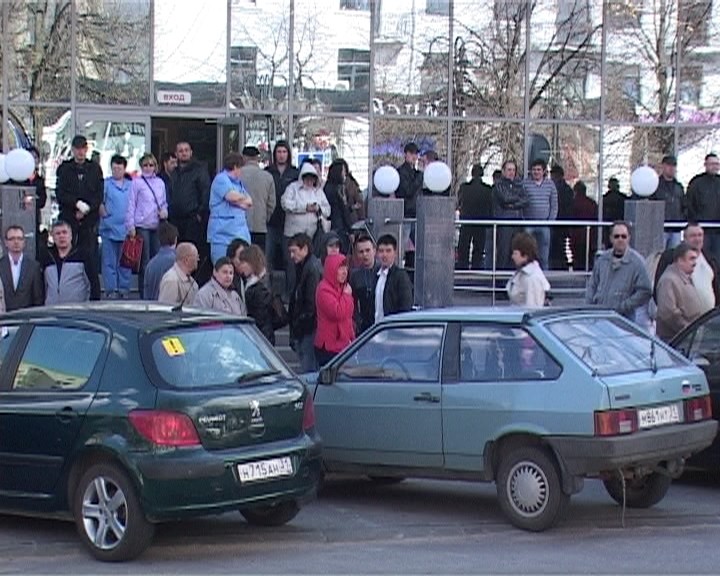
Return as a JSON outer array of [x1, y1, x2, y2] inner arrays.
[[0, 225, 44, 311], [654, 222, 719, 314], [373, 234, 414, 324]]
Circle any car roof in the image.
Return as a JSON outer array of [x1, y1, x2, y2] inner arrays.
[[1, 302, 253, 331], [381, 306, 616, 324]]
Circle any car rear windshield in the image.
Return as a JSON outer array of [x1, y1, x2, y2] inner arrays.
[[147, 322, 293, 389], [546, 316, 685, 376]]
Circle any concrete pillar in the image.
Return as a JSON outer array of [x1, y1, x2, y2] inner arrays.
[[624, 199, 665, 258], [0, 185, 37, 258], [367, 196, 404, 262], [414, 195, 455, 309]]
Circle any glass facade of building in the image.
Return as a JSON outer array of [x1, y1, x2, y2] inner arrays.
[[1, 0, 719, 201]]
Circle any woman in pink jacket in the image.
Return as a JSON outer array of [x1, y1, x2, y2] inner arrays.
[[314, 253, 355, 366]]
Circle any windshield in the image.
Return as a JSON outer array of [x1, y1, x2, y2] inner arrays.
[[147, 323, 292, 389], [546, 316, 685, 376]]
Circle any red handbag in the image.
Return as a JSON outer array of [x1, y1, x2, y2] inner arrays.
[[119, 235, 144, 274]]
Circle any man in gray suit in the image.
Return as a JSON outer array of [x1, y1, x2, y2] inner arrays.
[[0, 225, 44, 311]]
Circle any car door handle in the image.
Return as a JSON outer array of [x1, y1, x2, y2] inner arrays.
[[55, 407, 79, 423], [413, 392, 440, 403]]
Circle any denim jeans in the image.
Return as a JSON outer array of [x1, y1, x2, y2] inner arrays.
[[294, 333, 317, 374], [101, 237, 131, 293], [137, 228, 159, 299], [526, 226, 551, 270]]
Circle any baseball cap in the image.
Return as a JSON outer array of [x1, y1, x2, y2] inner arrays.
[[661, 155, 677, 166], [242, 145, 260, 157], [325, 232, 341, 247], [71, 135, 88, 148]]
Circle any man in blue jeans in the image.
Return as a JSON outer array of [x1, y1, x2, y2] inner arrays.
[[523, 158, 558, 270]]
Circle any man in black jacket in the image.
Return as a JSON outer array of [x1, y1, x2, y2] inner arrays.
[[687, 153, 720, 263], [651, 155, 687, 249], [374, 234, 413, 321], [350, 234, 378, 334], [170, 141, 211, 282], [55, 135, 104, 257], [492, 160, 528, 269], [0, 225, 44, 311], [550, 165, 574, 269], [457, 163, 493, 269], [395, 143, 423, 268], [288, 233, 322, 373], [266, 140, 299, 272]]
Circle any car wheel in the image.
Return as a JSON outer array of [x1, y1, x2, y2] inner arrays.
[[367, 476, 406, 485], [603, 472, 672, 508], [240, 501, 300, 527], [73, 462, 155, 562], [496, 446, 569, 531]]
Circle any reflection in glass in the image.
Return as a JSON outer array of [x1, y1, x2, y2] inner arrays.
[[451, 121, 524, 191], [79, 118, 147, 177], [6, 1, 72, 102], [293, 115, 369, 190], [153, 0, 227, 107], [240, 115, 289, 167], [76, 0, 151, 105], [452, 0, 525, 117], [294, 1, 371, 113], [677, 128, 720, 187], [230, 0, 290, 110], [374, 119, 447, 178]]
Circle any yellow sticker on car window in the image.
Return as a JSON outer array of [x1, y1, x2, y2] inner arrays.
[[162, 337, 185, 356]]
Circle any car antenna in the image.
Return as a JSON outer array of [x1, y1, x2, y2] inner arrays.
[[171, 256, 207, 312]]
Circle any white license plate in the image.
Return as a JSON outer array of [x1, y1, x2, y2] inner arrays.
[[638, 404, 681, 429], [237, 457, 293, 483]]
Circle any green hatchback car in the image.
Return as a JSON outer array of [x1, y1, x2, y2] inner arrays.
[[310, 307, 717, 532], [0, 304, 321, 561]]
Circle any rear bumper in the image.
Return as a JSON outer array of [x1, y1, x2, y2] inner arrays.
[[133, 432, 323, 521], [546, 420, 718, 476]]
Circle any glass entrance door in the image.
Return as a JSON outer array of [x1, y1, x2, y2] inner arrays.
[[75, 112, 150, 177]]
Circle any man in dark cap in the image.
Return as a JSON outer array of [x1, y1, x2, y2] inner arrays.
[[55, 135, 104, 257], [240, 145, 276, 249], [650, 155, 686, 249]]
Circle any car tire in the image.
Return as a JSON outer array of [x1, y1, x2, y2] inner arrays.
[[496, 446, 569, 532], [240, 500, 300, 527], [602, 472, 672, 508], [367, 476, 406, 485], [73, 462, 155, 562]]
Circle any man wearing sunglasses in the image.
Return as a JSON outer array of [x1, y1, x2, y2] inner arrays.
[[585, 221, 651, 321]]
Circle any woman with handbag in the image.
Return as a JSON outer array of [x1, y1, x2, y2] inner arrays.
[[281, 162, 330, 293], [99, 154, 132, 298], [125, 153, 168, 299]]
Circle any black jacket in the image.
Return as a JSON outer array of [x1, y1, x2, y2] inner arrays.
[[380, 265, 414, 317], [458, 177, 493, 219], [245, 278, 275, 345], [0, 254, 44, 311], [492, 177, 527, 218], [396, 161, 423, 218], [55, 159, 104, 229], [602, 190, 627, 223], [350, 264, 379, 334], [267, 164, 299, 229], [553, 178, 574, 220], [650, 178, 686, 222], [289, 254, 321, 340], [324, 181, 353, 239], [687, 173, 720, 222], [654, 247, 720, 302], [169, 160, 211, 219]]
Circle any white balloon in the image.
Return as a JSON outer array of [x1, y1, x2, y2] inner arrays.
[[0, 154, 9, 184], [5, 148, 36, 182], [630, 165, 659, 198], [373, 165, 400, 195], [423, 161, 452, 193]]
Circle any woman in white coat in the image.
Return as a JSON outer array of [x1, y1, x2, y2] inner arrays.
[[506, 231, 550, 308]]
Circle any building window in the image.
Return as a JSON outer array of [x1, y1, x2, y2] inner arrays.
[[605, 0, 643, 29], [426, 0, 450, 16], [230, 46, 258, 84], [420, 51, 449, 94], [338, 48, 370, 90], [680, 65, 703, 106], [340, 0, 370, 9], [680, 0, 712, 48]]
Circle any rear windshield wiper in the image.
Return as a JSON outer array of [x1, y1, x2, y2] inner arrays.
[[236, 369, 281, 384]]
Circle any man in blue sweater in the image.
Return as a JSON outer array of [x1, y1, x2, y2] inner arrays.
[[522, 158, 558, 270], [144, 221, 178, 300]]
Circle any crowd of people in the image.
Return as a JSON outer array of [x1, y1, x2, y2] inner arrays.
[[0, 134, 716, 357]]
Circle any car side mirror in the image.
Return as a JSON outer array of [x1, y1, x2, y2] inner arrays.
[[318, 366, 336, 385]]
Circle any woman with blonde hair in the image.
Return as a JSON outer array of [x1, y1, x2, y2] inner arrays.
[[125, 152, 168, 298]]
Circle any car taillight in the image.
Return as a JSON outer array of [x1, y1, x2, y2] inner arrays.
[[129, 410, 201, 447], [594, 409, 638, 436], [302, 395, 315, 431], [684, 395, 712, 422]]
